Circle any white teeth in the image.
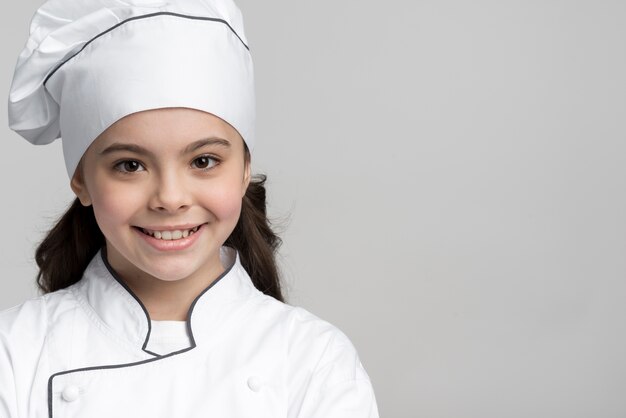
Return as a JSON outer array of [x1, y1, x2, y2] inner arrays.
[[141, 225, 201, 240]]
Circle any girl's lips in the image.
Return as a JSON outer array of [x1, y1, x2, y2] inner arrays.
[[133, 223, 206, 252], [138, 223, 204, 232]]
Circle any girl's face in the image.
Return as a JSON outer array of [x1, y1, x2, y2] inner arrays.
[[70, 107, 250, 283]]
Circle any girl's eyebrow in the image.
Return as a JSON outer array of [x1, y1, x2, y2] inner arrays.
[[98, 137, 231, 157]]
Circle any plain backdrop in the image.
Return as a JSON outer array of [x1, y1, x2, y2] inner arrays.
[[2, 1, 626, 417]]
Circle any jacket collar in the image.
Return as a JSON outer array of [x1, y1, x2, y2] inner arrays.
[[72, 245, 258, 357]]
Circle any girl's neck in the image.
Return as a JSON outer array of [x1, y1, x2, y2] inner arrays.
[[104, 245, 225, 321]]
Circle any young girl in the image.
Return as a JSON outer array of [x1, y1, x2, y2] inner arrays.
[[1, 0, 379, 417]]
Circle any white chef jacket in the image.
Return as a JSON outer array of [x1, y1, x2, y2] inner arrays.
[[0, 245, 379, 417]]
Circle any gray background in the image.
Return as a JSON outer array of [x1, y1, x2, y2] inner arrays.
[[2, 1, 626, 417]]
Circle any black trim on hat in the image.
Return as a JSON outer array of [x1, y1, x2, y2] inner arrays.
[[43, 11, 250, 86]]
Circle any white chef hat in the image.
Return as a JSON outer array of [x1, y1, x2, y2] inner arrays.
[[7, 0, 255, 179]]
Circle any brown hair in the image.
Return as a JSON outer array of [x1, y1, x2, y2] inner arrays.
[[34, 145, 285, 302]]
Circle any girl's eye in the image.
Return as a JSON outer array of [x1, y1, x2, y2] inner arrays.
[[113, 160, 145, 174], [192, 155, 219, 171]]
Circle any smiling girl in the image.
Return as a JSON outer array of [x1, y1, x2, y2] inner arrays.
[[1, 0, 379, 417], [69, 108, 263, 322]]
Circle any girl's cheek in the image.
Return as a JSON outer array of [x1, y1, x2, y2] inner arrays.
[[89, 173, 245, 223], [92, 184, 141, 224], [201, 181, 245, 219]]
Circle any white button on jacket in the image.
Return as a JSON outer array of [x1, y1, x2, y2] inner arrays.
[[61, 386, 79, 403], [0, 246, 380, 417]]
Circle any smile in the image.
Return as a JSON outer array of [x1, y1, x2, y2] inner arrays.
[[136, 224, 203, 241]]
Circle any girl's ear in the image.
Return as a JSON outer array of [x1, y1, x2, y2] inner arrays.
[[70, 161, 93, 207]]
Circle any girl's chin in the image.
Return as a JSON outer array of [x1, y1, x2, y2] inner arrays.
[[137, 264, 197, 282]]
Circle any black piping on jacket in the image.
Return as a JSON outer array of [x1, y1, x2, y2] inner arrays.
[[46, 245, 235, 418]]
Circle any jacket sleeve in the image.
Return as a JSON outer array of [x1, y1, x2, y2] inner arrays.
[[298, 358, 380, 418], [289, 310, 380, 418], [0, 321, 19, 417]]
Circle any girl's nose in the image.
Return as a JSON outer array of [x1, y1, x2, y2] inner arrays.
[[149, 171, 193, 213]]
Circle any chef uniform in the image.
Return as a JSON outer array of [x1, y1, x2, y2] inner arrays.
[[2, 0, 380, 416], [0, 246, 379, 417]]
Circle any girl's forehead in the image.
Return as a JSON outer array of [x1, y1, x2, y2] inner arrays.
[[107, 108, 234, 135], [93, 108, 242, 151]]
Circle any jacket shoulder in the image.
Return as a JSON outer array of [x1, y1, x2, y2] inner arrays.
[[253, 295, 362, 357], [251, 294, 371, 385], [0, 287, 77, 342], [287, 304, 369, 380], [0, 295, 48, 337]]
